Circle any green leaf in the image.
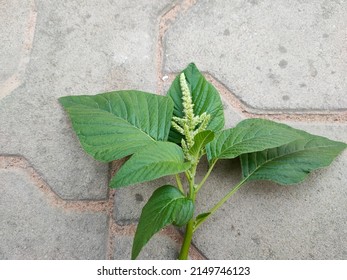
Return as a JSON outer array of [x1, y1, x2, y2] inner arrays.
[[110, 142, 190, 188], [206, 118, 304, 162], [132, 185, 194, 259], [59, 90, 173, 162], [189, 130, 215, 159], [240, 130, 347, 185], [194, 212, 211, 230], [167, 63, 224, 143]]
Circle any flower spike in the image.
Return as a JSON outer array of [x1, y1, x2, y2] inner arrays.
[[171, 72, 211, 159]]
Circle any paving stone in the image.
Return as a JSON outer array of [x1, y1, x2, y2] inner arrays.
[[113, 234, 180, 260], [0, 0, 30, 83], [0, 169, 108, 259], [164, 0, 347, 111], [0, 0, 173, 199]]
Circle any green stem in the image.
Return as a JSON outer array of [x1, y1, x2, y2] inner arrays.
[[195, 159, 217, 193], [178, 219, 194, 260], [176, 174, 184, 194], [187, 163, 197, 198], [178, 162, 198, 260], [194, 177, 248, 232]]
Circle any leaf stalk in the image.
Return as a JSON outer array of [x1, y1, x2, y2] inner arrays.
[[193, 177, 248, 232]]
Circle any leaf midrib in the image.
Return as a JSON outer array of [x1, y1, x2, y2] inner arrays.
[[117, 161, 188, 180], [155, 198, 187, 227], [144, 196, 186, 230], [69, 104, 156, 142], [243, 140, 341, 181], [217, 127, 300, 159]]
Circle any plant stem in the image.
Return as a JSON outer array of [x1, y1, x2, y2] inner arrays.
[[194, 177, 248, 232], [178, 219, 194, 260], [178, 162, 198, 260], [195, 159, 217, 193], [187, 163, 197, 199], [176, 174, 184, 194]]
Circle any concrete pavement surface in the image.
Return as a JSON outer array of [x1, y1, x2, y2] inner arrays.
[[1, 0, 346, 259]]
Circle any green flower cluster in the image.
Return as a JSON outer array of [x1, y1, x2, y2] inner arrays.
[[171, 73, 211, 159]]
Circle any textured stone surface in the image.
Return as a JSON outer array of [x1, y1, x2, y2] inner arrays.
[[113, 234, 180, 260], [0, 0, 30, 83], [0, 169, 108, 259], [164, 0, 347, 111]]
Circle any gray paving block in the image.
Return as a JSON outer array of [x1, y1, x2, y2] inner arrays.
[[0, 0, 30, 83], [113, 234, 180, 260], [0, 0, 173, 199], [29, 0, 173, 93], [0, 169, 108, 259], [164, 0, 347, 111]]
